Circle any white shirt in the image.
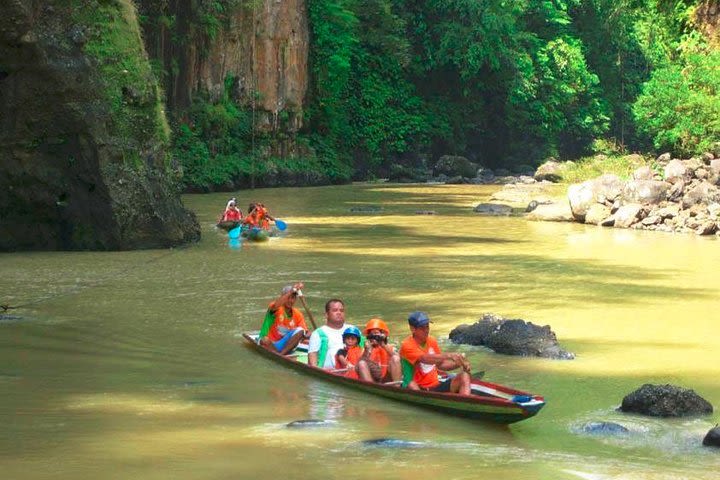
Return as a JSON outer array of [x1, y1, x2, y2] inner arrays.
[[308, 324, 355, 369]]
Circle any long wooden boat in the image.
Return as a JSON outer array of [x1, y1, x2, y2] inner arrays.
[[242, 332, 545, 424]]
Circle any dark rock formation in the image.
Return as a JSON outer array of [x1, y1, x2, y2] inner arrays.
[[620, 384, 714, 417], [534, 160, 563, 182], [703, 426, 720, 447], [0, 0, 199, 250], [581, 421, 629, 436], [449, 313, 575, 360], [433, 155, 478, 178]]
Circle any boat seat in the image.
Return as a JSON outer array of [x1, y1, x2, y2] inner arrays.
[[383, 380, 403, 386]]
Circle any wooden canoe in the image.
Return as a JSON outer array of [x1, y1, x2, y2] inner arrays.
[[242, 332, 545, 424]]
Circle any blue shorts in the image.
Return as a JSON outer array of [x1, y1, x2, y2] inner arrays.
[[273, 327, 304, 351]]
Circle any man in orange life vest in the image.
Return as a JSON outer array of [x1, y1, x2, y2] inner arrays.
[[259, 282, 309, 355], [244, 202, 274, 229], [399, 311, 471, 394]]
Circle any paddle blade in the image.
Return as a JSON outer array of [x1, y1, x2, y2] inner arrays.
[[228, 225, 242, 239], [275, 219, 287, 231]]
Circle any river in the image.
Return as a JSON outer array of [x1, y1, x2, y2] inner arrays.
[[1, 184, 718, 479]]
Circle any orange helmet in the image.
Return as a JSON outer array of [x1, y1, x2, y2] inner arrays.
[[364, 318, 389, 336]]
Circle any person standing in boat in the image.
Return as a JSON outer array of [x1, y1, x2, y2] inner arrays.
[[258, 283, 309, 355], [399, 311, 472, 395], [308, 299, 358, 369], [356, 318, 402, 383]]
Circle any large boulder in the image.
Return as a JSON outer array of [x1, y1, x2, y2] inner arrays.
[[632, 166, 655, 181], [568, 174, 624, 221], [534, 160, 563, 182], [449, 314, 575, 360], [612, 204, 644, 228], [682, 181, 720, 209], [585, 204, 612, 226], [526, 202, 574, 222], [621, 180, 669, 205], [664, 159, 688, 182], [703, 426, 720, 447], [434, 155, 478, 178], [620, 384, 713, 417]]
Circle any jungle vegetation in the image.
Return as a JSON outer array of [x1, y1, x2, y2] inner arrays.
[[152, 0, 720, 189]]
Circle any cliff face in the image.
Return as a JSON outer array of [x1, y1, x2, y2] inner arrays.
[[696, 1, 720, 45], [139, 0, 308, 134], [0, 0, 200, 251]]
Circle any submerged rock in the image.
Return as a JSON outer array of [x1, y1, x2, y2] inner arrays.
[[473, 203, 512, 216], [702, 426, 720, 447], [349, 206, 383, 213], [286, 419, 335, 428], [620, 384, 713, 417], [581, 421, 629, 436], [361, 438, 425, 448], [449, 313, 575, 360]]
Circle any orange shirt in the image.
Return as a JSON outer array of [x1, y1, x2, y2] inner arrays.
[[369, 347, 389, 379], [266, 302, 307, 342], [223, 208, 242, 222], [335, 345, 363, 379], [400, 335, 441, 389]]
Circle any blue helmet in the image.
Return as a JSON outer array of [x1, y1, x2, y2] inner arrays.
[[342, 326, 362, 340]]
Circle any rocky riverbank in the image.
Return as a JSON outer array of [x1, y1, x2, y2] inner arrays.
[[528, 151, 720, 236]]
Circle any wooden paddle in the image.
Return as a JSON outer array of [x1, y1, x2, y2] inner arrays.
[[297, 290, 317, 329]]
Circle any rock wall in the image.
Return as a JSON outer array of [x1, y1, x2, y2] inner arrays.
[[0, 0, 200, 251], [138, 0, 308, 135], [696, 1, 720, 45]]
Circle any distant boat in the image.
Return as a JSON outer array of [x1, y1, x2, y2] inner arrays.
[[242, 332, 545, 424]]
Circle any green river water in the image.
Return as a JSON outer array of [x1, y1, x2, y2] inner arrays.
[[1, 184, 719, 480]]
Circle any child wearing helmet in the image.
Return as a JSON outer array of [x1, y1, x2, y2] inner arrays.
[[335, 326, 364, 379]]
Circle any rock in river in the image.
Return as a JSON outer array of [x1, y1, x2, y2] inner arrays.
[[449, 313, 575, 360], [620, 384, 713, 417]]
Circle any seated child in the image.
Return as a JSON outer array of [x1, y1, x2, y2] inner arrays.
[[334, 326, 364, 379]]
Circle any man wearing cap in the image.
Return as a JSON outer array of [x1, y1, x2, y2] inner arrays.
[[308, 299, 358, 369], [399, 311, 471, 395], [259, 282, 309, 355]]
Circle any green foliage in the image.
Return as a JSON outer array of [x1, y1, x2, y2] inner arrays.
[[508, 36, 610, 158], [557, 153, 648, 184], [633, 36, 720, 156], [306, 0, 431, 175], [137, 0, 720, 185], [73, 0, 170, 164]]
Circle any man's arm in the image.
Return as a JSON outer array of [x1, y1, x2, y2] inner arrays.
[[416, 353, 470, 372], [308, 351, 319, 367]]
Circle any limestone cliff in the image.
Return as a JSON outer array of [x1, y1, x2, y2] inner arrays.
[[696, 1, 720, 45], [0, 0, 200, 250], [138, 0, 308, 136]]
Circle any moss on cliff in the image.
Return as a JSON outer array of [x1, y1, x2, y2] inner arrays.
[[71, 0, 170, 166]]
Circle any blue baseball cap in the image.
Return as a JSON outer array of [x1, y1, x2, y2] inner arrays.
[[408, 311, 432, 327]]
